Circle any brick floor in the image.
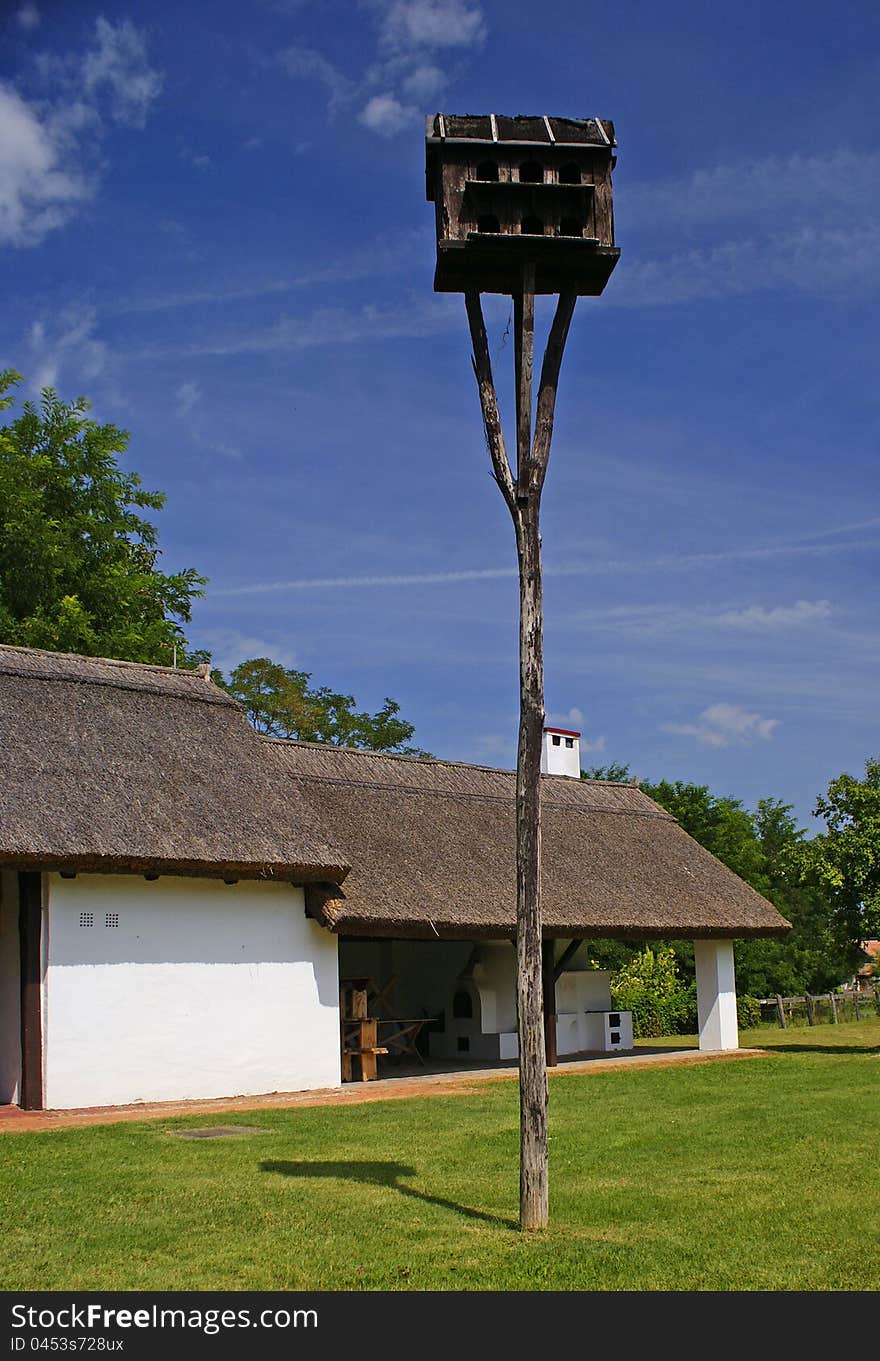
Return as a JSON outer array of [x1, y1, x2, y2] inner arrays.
[[0, 1047, 769, 1134]]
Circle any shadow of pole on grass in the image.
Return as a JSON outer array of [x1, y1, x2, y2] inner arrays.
[[260, 1160, 517, 1230], [757, 1042, 880, 1055]]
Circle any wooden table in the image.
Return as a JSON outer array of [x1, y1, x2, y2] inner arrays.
[[377, 1018, 429, 1065]]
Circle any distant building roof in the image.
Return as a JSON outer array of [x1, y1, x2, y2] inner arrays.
[[269, 740, 791, 941]]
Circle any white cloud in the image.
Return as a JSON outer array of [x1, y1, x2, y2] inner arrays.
[[279, 2, 486, 137], [179, 146, 213, 171], [0, 83, 90, 246], [80, 16, 162, 128], [623, 149, 880, 235], [716, 600, 832, 629], [612, 149, 880, 304], [662, 703, 780, 749], [208, 440, 244, 461], [113, 227, 428, 314], [574, 598, 835, 638], [193, 629, 300, 675], [362, 2, 486, 133], [145, 295, 460, 359], [359, 92, 416, 136], [278, 43, 353, 112], [0, 18, 161, 248], [401, 62, 446, 101], [208, 534, 875, 598], [476, 732, 515, 761], [378, 0, 487, 51], [580, 734, 607, 754], [547, 706, 585, 729], [26, 305, 108, 392], [213, 565, 515, 596], [612, 225, 880, 305], [176, 380, 202, 415], [16, 4, 41, 30]]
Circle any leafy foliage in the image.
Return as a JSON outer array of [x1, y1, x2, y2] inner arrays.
[[219, 656, 429, 755], [582, 761, 863, 996], [0, 372, 206, 665], [581, 761, 633, 783], [736, 995, 762, 1029], [808, 757, 880, 950], [610, 946, 697, 1038], [640, 779, 768, 889]]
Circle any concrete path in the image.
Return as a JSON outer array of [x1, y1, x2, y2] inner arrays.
[[0, 1047, 769, 1134]]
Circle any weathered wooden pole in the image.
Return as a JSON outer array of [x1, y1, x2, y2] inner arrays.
[[466, 281, 576, 1229], [425, 111, 620, 1230]]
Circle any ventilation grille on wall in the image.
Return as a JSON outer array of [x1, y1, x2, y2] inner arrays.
[[79, 912, 94, 928], [105, 912, 120, 928]]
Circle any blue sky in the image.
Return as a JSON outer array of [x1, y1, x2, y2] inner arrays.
[[2, 0, 878, 831]]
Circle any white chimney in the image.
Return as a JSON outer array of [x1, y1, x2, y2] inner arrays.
[[541, 726, 581, 778]]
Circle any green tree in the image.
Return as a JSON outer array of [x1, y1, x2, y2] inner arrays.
[[806, 757, 880, 956], [581, 761, 633, 783], [610, 945, 697, 1038], [0, 372, 205, 665], [220, 656, 429, 755], [582, 765, 855, 995], [735, 798, 851, 995], [640, 778, 768, 891]]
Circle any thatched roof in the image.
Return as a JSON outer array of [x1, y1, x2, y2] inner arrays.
[[268, 741, 791, 940], [0, 645, 348, 883], [0, 644, 791, 939]]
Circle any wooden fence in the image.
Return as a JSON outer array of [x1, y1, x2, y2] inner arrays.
[[757, 987, 879, 1028]]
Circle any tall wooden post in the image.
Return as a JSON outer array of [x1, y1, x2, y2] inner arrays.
[[466, 282, 576, 1230], [426, 109, 619, 1231]]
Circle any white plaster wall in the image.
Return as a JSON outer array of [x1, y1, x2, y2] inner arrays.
[[695, 939, 739, 1051], [556, 969, 612, 1014], [44, 874, 340, 1109], [0, 870, 21, 1104]]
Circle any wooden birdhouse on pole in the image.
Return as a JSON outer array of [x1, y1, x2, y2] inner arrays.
[[425, 113, 619, 296], [425, 113, 619, 1231]]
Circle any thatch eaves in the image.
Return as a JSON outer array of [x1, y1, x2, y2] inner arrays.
[[0, 645, 348, 883], [268, 740, 791, 941]]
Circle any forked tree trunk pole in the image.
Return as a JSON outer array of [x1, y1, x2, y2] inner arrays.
[[465, 279, 576, 1231], [514, 487, 548, 1229]]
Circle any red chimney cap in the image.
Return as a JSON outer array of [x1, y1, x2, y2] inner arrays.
[[543, 727, 581, 738]]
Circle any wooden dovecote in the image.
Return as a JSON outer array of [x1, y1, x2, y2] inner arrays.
[[425, 113, 620, 296]]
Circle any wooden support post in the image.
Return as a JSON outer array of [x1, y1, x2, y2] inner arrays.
[[804, 992, 814, 1025], [514, 264, 535, 484], [358, 1020, 379, 1081], [553, 939, 582, 981], [542, 939, 558, 1068], [513, 262, 547, 1231], [776, 994, 787, 1029], [466, 280, 577, 1231], [18, 872, 43, 1111], [830, 991, 839, 1024]]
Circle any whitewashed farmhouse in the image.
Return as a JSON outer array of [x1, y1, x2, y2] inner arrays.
[[0, 645, 789, 1111]]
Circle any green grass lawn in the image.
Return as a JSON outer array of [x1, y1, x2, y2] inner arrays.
[[2, 1020, 878, 1292]]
